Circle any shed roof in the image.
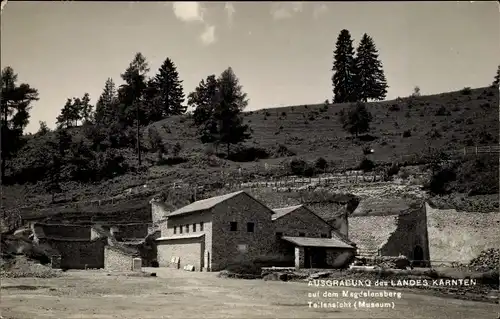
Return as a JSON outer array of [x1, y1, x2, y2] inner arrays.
[[271, 205, 303, 220], [166, 191, 249, 217], [281, 236, 355, 249]]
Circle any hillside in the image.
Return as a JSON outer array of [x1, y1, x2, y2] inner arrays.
[[2, 86, 499, 217]]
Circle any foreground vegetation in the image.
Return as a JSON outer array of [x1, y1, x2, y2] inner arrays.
[[1, 28, 499, 218]]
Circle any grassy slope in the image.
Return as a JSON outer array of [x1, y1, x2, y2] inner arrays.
[[2, 86, 499, 218]]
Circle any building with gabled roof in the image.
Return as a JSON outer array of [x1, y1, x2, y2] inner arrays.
[[152, 191, 356, 271]]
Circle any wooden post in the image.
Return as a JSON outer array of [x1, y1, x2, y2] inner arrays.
[[475, 146, 478, 155]]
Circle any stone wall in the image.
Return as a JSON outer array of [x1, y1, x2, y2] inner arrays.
[[425, 203, 500, 265], [104, 246, 135, 271], [273, 206, 332, 238], [211, 192, 276, 271], [50, 239, 105, 269], [39, 224, 90, 239], [380, 205, 430, 263]]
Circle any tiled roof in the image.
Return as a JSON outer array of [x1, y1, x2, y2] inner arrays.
[[156, 233, 205, 241], [167, 191, 246, 217], [281, 236, 355, 249], [271, 205, 303, 220]]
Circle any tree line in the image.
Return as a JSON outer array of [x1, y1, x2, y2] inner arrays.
[[2, 32, 499, 198], [0, 53, 251, 197]]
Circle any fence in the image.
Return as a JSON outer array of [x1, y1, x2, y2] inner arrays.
[[4, 145, 497, 224]]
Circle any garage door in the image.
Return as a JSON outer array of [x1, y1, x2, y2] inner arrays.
[[157, 237, 204, 271]]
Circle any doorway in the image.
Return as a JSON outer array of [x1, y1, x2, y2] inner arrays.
[[413, 245, 424, 267]]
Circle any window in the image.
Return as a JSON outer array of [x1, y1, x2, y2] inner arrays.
[[321, 234, 328, 238], [193, 223, 197, 232], [247, 222, 255, 233], [230, 222, 238, 231], [275, 232, 283, 239], [200, 222, 204, 231], [173, 226, 177, 234], [299, 232, 305, 237], [185, 225, 189, 233]]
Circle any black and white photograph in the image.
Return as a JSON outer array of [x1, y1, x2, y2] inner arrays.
[[1, 1, 499, 318]]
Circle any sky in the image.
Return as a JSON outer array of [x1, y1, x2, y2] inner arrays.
[[1, 1, 499, 133]]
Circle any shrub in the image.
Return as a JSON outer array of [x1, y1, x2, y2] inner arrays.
[[289, 158, 308, 175], [281, 111, 287, 117], [314, 157, 328, 171], [358, 158, 375, 172], [428, 166, 457, 195], [460, 87, 472, 95], [402, 130, 411, 138], [386, 163, 400, 177]]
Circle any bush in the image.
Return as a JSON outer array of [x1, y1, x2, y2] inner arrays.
[[461, 87, 472, 95], [402, 130, 411, 138], [314, 157, 328, 171], [289, 158, 308, 176], [358, 158, 375, 172], [288, 158, 316, 177], [428, 166, 457, 195], [386, 163, 400, 177]]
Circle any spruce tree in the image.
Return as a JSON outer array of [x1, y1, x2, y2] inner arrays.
[[148, 58, 185, 120], [95, 78, 118, 125], [332, 29, 357, 103], [493, 65, 500, 87], [80, 93, 93, 124], [56, 98, 74, 129], [355, 33, 388, 101]]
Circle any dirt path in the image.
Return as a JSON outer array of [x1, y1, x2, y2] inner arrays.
[[1, 268, 496, 319]]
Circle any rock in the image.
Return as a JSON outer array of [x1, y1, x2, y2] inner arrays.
[[469, 248, 499, 271]]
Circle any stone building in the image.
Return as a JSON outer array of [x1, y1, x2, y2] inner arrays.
[[31, 223, 106, 269], [272, 205, 356, 268], [104, 245, 141, 272], [152, 191, 355, 271], [344, 198, 430, 265]]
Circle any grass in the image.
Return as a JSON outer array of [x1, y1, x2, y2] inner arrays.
[[2, 86, 498, 220]]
